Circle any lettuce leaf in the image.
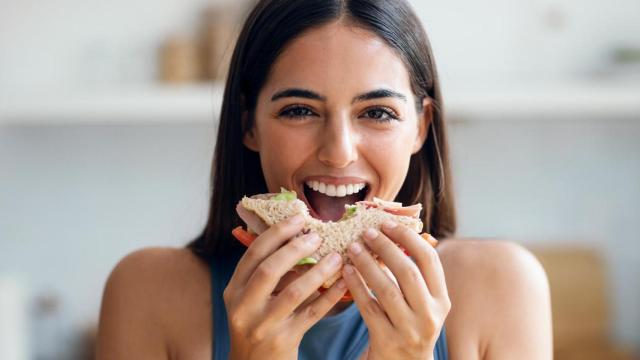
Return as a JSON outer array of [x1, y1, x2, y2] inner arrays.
[[273, 188, 297, 201], [339, 205, 358, 221], [296, 257, 318, 265]]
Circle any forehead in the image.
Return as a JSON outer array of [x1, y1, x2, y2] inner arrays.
[[262, 21, 413, 98]]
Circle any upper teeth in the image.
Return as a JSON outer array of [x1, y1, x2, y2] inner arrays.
[[305, 181, 366, 197]]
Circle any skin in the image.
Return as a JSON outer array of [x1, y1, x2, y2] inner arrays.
[[97, 21, 553, 359]]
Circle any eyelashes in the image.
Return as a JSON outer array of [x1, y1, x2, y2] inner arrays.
[[277, 105, 401, 123]]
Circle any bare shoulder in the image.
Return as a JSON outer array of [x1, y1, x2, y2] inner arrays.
[[437, 239, 553, 360], [97, 247, 212, 360]]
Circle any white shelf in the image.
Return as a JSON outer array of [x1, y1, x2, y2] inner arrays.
[[444, 80, 640, 121], [1, 80, 638, 126], [0, 83, 224, 125]]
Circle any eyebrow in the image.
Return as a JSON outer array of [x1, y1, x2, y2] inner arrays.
[[270, 88, 407, 103]]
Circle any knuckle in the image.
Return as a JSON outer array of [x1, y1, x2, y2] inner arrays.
[[398, 225, 413, 238], [245, 244, 260, 259], [272, 221, 290, 237], [288, 237, 307, 253], [301, 303, 321, 320], [418, 244, 438, 265], [404, 329, 421, 347], [442, 296, 452, 313], [248, 324, 268, 343], [222, 286, 233, 303], [423, 315, 438, 333], [282, 284, 305, 303], [426, 244, 439, 261], [255, 263, 276, 280], [375, 237, 394, 253], [318, 259, 340, 276], [271, 333, 290, 351], [228, 312, 247, 331], [364, 298, 383, 316], [402, 266, 423, 285], [381, 286, 403, 302]]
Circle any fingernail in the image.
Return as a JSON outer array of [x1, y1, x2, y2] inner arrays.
[[289, 214, 304, 224], [349, 242, 362, 255], [343, 264, 354, 275], [363, 228, 378, 240], [382, 220, 398, 230], [336, 279, 347, 289], [329, 253, 342, 266], [305, 233, 321, 244]]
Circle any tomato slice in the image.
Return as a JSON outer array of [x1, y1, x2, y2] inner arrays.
[[232, 226, 257, 247], [317, 286, 353, 302], [421, 233, 438, 247]]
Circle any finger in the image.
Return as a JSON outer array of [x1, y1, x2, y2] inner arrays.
[[362, 227, 430, 313], [244, 231, 323, 300], [268, 252, 343, 322], [381, 221, 447, 299], [231, 215, 306, 287], [347, 241, 412, 327], [290, 276, 349, 333], [341, 263, 392, 332]]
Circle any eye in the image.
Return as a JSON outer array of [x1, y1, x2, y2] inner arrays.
[[360, 106, 401, 123], [278, 105, 317, 120]]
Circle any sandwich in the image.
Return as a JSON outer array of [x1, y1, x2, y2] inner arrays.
[[232, 188, 437, 301]]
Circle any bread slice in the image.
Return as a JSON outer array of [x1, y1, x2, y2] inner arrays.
[[240, 192, 423, 286]]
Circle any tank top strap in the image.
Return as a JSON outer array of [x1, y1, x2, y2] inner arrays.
[[210, 248, 244, 360]]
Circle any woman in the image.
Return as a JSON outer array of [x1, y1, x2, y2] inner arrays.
[[97, 0, 552, 359]]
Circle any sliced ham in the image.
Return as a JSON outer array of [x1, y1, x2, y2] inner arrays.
[[356, 200, 422, 218]]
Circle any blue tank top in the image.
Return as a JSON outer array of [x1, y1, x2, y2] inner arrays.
[[210, 248, 449, 360]]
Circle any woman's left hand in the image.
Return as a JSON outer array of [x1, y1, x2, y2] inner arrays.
[[343, 220, 451, 360]]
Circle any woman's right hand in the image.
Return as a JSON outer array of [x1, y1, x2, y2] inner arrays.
[[223, 214, 347, 360]]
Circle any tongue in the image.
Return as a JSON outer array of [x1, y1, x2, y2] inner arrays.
[[307, 190, 360, 222]]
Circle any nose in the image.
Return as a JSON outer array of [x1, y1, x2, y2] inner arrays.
[[317, 115, 359, 168]]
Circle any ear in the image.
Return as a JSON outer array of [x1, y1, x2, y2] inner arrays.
[[242, 110, 260, 152], [412, 97, 432, 154]]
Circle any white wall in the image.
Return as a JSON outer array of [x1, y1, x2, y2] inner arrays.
[[448, 118, 640, 350], [415, 0, 640, 83], [0, 124, 215, 358]]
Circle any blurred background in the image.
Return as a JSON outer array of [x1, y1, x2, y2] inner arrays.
[[1, 0, 639, 359]]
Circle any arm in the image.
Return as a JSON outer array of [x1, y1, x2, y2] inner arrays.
[[96, 249, 171, 360], [439, 240, 553, 360], [481, 242, 553, 359]]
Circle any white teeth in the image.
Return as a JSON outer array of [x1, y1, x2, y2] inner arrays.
[[318, 182, 326, 193], [305, 180, 367, 197], [346, 184, 354, 195]]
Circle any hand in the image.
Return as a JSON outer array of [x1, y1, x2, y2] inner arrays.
[[343, 221, 451, 360], [224, 215, 348, 360]]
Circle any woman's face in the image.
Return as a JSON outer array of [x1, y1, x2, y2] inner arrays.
[[245, 21, 430, 221]]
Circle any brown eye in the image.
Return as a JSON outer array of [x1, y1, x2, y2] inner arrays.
[[361, 107, 400, 123], [279, 105, 316, 119]]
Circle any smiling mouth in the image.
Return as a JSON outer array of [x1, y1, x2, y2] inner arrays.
[[302, 180, 370, 222]]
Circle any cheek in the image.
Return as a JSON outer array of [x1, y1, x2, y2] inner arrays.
[[257, 124, 315, 189], [361, 126, 415, 194]]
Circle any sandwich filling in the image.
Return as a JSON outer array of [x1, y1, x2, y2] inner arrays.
[[303, 181, 368, 222]]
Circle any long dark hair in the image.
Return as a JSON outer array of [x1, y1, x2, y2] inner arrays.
[[188, 0, 456, 260]]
